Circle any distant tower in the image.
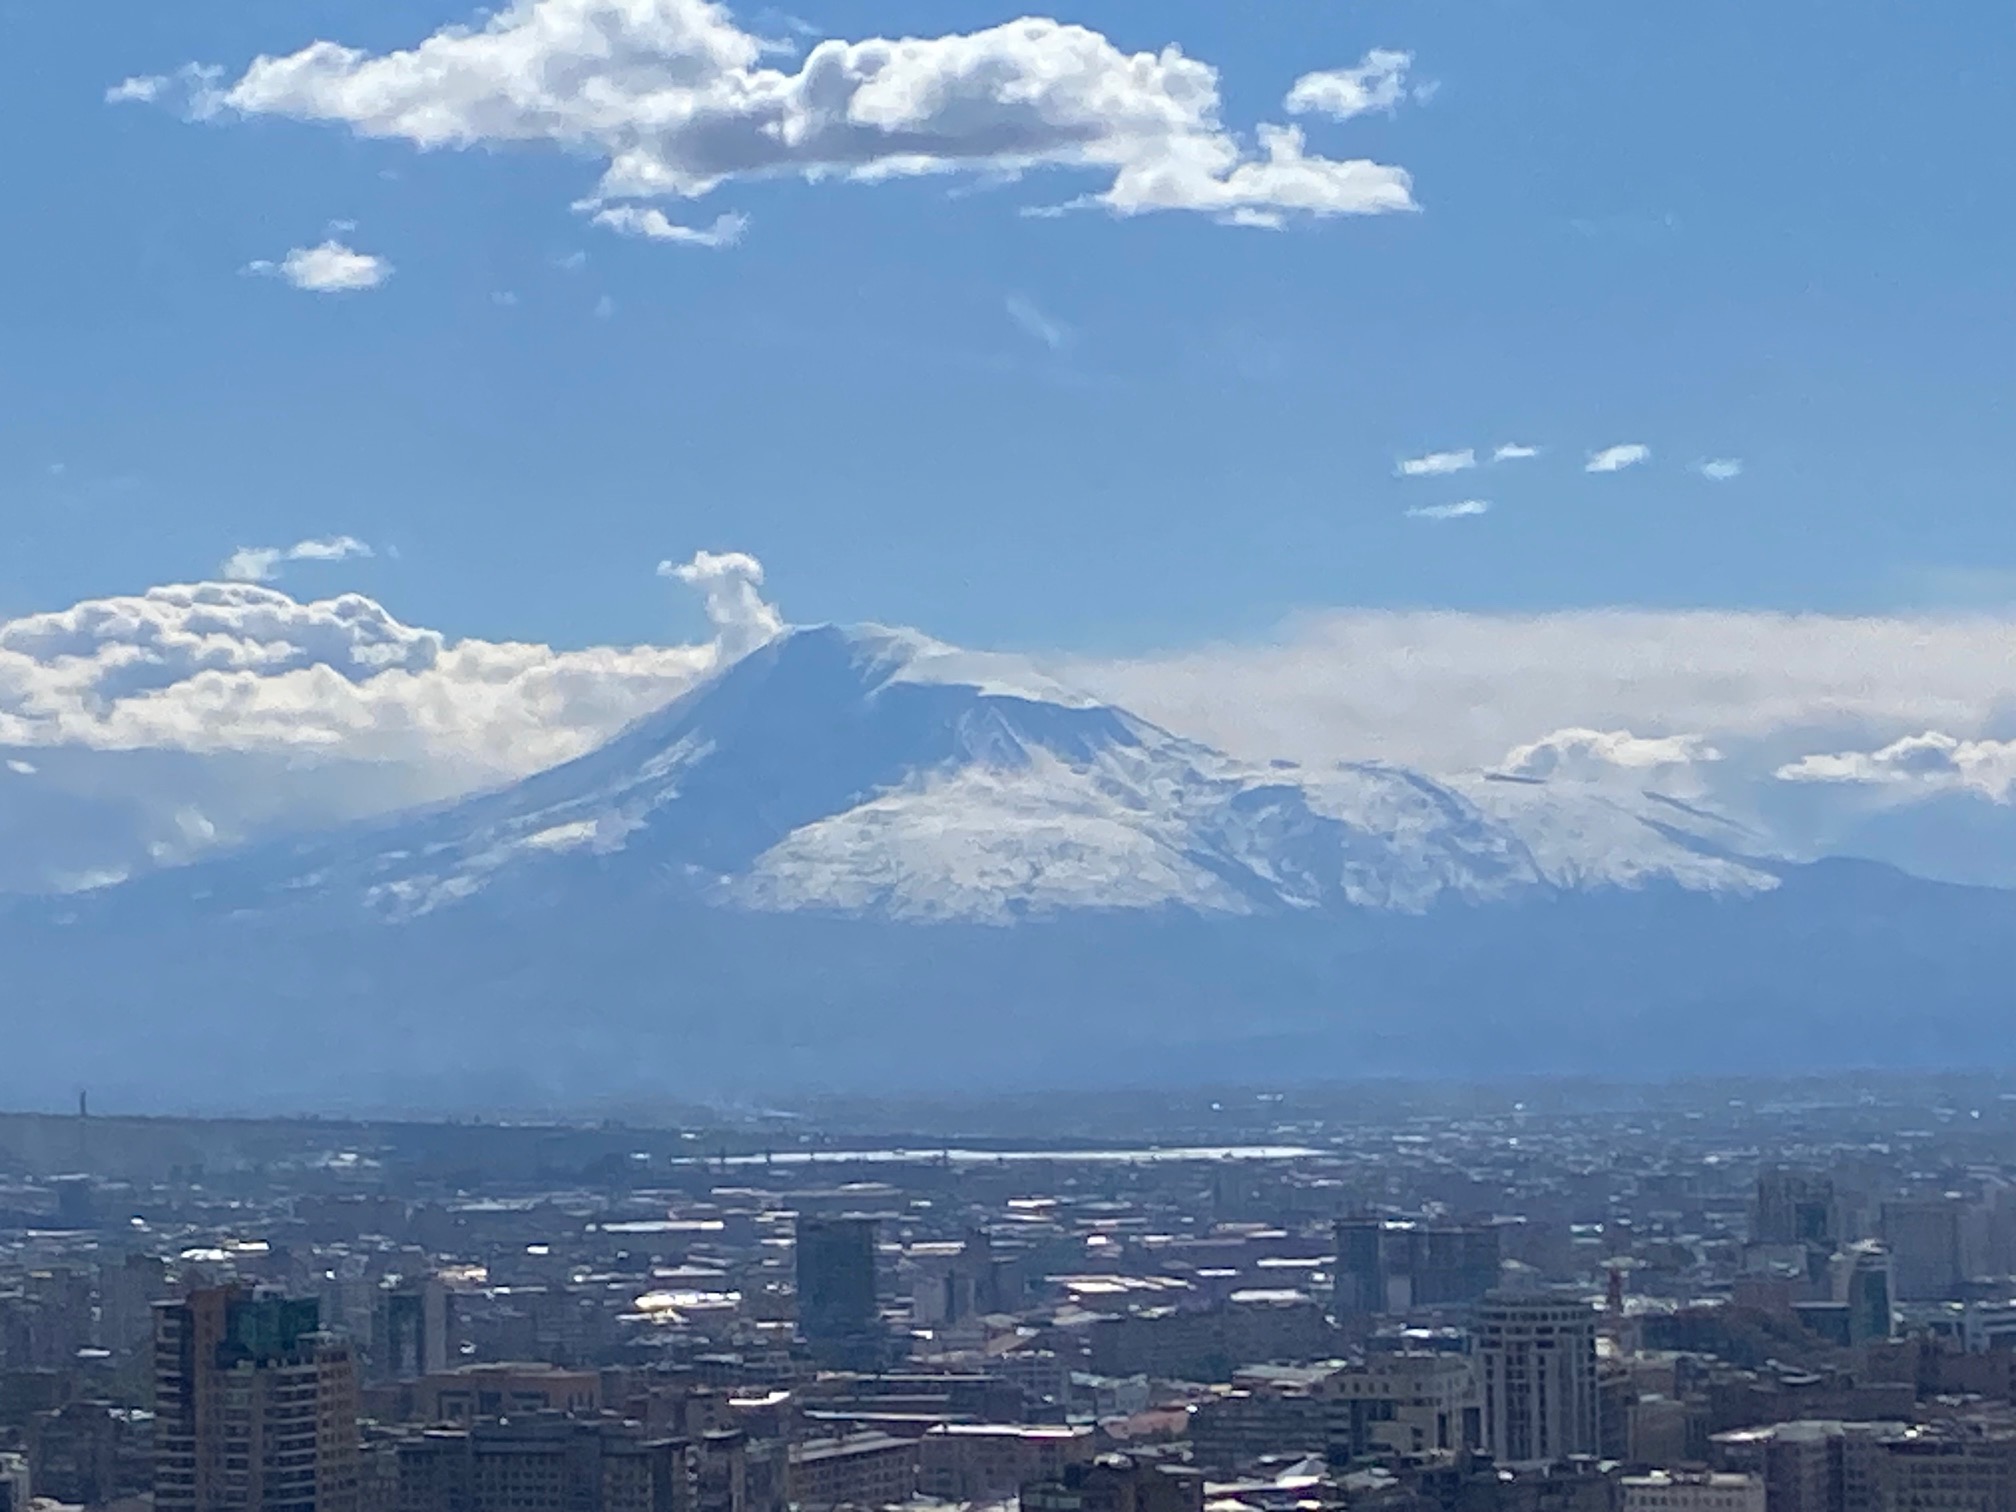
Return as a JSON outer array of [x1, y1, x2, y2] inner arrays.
[[1475, 1292, 1600, 1467], [796, 1216, 883, 1368], [370, 1278, 454, 1383], [1840, 1242, 1894, 1343]]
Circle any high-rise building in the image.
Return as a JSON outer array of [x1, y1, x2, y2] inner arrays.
[[153, 1286, 361, 1512], [369, 1278, 453, 1383], [1335, 1219, 1387, 1317], [1333, 1219, 1501, 1316], [1474, 1292, 1599, 1467], [795, 1217, 881, 1367], [1881, 1199, 1966, 1302], [1754, 1172, 1838, 1248], [1839, 1243, 1893, 1344]]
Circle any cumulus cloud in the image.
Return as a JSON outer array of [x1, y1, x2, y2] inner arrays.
[[1499, 728, 1722, 783], [245, 240, 392, 292], [0, 552, 778, 780], [1492, 443, 1540, 463], [1397, 448, 1475, 477], [1697, 458, 1743, 481], [132, 1, 1417, 232], [656, 549, 785, 659], [220, 535, 374, 584], [1405, 500, 1489, 521], [1777, 733, 2016, 801], [1283, 49, 1413, 122], [589, 206, 749, 247], [1586, 443, 1650, 473]]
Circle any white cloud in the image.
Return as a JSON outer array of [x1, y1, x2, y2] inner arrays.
[[106, 75, 167, 105], [1499, 728, 1721, 783], [0, 554, 779, 787], [1005, 294, 1072, 352], [1405, 500, 1489, 521], [589, 206, 748, 248], [1492, 443, 1540, 463], [143, 2, 1416, 230], [245, 240, 392, 292], [5, 760, 35, 776], [107, 65, 225, 113], [1065, 608, 2016, 782], [220, 535, 374, 584], [656, 549, 785, 659], [1284, 49, 1413, 122], [593, 294, 618, 320], [1397, 448, 1475, 477], [491, 290, 521, 306], [1586, 443, 1651, 473], [1697, 458, 1743, 481], [1777, 732, 2016, 802]]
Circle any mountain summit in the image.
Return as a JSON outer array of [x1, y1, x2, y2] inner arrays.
[[169, 621, 1776, 925]]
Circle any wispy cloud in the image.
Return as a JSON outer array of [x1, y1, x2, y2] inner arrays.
[[1586, 443, 1651, 474], [1492, 443, 1541, 463], [1005, 295, 1073, 352], [589, 207, 749, 248], [1397, 448, 1476, 478], [220, 535, 374, 584], [244, 241, 392, 293], [1284, 49, 1415, 122], [1696, 458, 1743, 481], [1405, 500, 1490, 521]]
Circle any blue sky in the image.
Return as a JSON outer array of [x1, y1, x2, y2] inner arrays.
[[2, 0, 2013, 655]]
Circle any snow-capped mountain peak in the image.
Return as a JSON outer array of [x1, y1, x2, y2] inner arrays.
[[142, 619, 1782, 926]]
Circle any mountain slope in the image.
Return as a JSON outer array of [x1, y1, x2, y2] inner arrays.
[[117, 623, 1770, 926]]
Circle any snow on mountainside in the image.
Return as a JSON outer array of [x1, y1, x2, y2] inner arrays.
[[164, 621, 1780, 925]]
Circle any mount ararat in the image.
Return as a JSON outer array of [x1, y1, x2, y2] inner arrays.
[[3, 623, 2009, 1111]]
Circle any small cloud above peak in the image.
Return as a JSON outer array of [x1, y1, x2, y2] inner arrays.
[[220, 535, 374, 584], [245, 240, 392, 293], [1492, 443, 1541, 463], [1397, 448, 1476, 478], [1406, 500, 1489, 521], [1696, 458, 1743, 481], [658, 550, 785, 659], [1586, 443, 1651, 473]]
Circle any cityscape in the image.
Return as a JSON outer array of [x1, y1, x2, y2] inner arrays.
[[6, 0, 2015, 1509], [6, 1079, 2016, 1512]]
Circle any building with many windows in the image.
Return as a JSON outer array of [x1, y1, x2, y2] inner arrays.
[[1474, 1292, 1599, 1468], [153, 1286, 361, 1512]]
